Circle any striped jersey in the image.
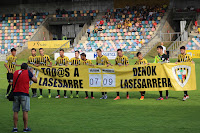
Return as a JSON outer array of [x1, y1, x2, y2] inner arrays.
[[115, 55, 129, 65], [55, 56, 69, 66], [69, 57, 81, 65], [96, 55, 110, 65], [135, 58, 148, 65], [27, 55, 38, 65], [5, 55, 17, 73], [81, 59, 92, 65], [37, 54, 51, 66], [177, 54, 192, 62]]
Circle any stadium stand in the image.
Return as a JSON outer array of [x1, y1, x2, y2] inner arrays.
[[70, 5, 167, 52], [0, 12, 48, 54], [186, 36, 200, 50], [53, 10, 98, 18]]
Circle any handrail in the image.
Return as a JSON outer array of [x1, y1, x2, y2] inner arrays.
[[167, 31, 185, 51]]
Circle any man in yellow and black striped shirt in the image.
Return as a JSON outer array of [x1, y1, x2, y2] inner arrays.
[[176, 46, 194, 101], [135, 52, 148, 100], [69, 51, 81, 66], [54, 49, 69, 99], [114, 49, 129, 100], [4, 48, 20, 97], [96, 48, 111, 99], [80, 53, 95, 99], [27, 48, 38, 97], [37, 48, 52, 99], [96, 49, 110, 66], [69, 50, 81, 98]]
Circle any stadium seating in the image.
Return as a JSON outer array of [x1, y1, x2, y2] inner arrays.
[[0, 13, 48, 54], [185, 36, 200, 50], [53, 10, 98, 18], [71, 6, 167, 52]]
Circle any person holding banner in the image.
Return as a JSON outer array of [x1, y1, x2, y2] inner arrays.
[[176, 46, 194, 101], [96, 48, 111, 99], [27, 48, 38, 98], [134, 52, 148, 100], [54, 49, 69, 99], [69, 50, 81, 98], [80, 53, 95, 99], [37, 48, 52, 99], [114, 49, 129, 100], [154, 46, 169, 100]]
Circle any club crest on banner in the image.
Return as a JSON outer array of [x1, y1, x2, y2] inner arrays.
[[172, 65, 191, 87]]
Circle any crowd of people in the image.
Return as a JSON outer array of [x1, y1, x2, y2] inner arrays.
[[5, 44, 193, 101]]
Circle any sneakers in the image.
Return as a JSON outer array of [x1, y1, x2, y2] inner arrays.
[[126, 95, 130, 99], [76, 94, 79, 98], [5, 94, 9, 98], [100, 96, 104, 99], [23, 128, 32, 132], [104, 94, 108, 99], [32, 94, 37, 98], [64, 96, 68, 99], [156, 97, 164, 100], [38, 95, 43, 99], [91, 97, 95, 99], [12, 128, 18, 132], [140, 96, 144, 100], [183, 95, 189, 101], [70, 95, 73, 98], [85, 97, 88, 99], [114, 96, 120, 100], [183, 96, 187, 101], [48, 93, 51, 98], [55, 95, 60, 99], [166, 96, 169, 99]]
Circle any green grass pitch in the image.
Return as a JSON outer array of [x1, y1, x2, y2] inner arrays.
[[0, 58, 199, 133]]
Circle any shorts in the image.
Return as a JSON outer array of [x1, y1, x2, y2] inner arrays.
[[13, 96, 30, 112], [7, 73, 13, 83]]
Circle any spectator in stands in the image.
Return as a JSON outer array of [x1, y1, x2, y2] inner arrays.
[[120, 19, 123, 25], [12, 63, 37, 132], [61, 9, 66, 14], [94, 26, 98, 33], [198, 26, 200, 34], [153, 21, 157, 29], [127, 20, 132, 27], [195, 20, 198, 32], [87, 28, 90, 37], [96, 20, 100, 26], [56, 8, 61, 15], [133, 26, 137, 32], [129, 26, 133, 32], [117, 22, 122, 29], [100, 20, 104, 26], [135, 21, 139, 28]]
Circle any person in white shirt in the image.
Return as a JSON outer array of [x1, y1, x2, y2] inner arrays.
[[161, 42, 167, 54]]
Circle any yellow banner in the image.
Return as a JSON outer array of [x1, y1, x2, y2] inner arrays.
[[30, 63, 196, 92], [28, 40, 70, 49], [186, 50, 200, 58]]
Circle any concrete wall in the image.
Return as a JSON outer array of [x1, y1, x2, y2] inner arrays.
[[0, 0, 113, 14], [30, 21, 50, 41], [173, 0, 200, 9]]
